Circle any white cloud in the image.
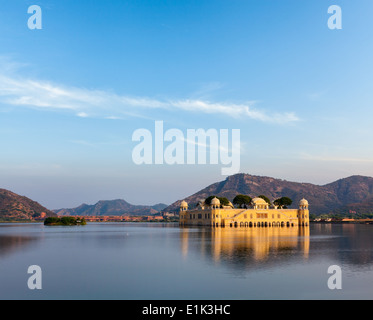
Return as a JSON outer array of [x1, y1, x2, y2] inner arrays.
[[77, 112, 89, 118], [0, 61, 300, 124], [171, 99, 299, 123]]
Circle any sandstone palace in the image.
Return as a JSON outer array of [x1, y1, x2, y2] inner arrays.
[[179, 197, 309, 228]]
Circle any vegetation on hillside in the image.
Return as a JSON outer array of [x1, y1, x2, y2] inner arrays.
[[0, 188, 56, 221]]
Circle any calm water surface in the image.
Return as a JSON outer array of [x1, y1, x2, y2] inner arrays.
[[0, 222, 373, 300]]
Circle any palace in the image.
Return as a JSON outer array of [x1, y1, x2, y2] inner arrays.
[[179, 197, 309, 228]]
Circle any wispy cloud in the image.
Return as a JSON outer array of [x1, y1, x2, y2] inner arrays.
[[0, 59, 300, 124], [182, 137, 241, 154], [171, 99, 299, 123]]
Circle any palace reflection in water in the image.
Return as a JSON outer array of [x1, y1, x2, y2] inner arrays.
[[180, 226, 310, 269]]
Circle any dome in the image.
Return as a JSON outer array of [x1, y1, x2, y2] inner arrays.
[[210, 197, 220, 206], [299, 198, 309, 206], [180, 200, 188, 207], [252, 197, 268, 205]]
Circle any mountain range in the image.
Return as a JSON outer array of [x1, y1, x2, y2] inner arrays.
[[54, 199, 168, 216], [2, 173, 373, 220], [163, 173, 373, 216]]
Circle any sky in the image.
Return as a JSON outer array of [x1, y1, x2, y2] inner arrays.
[[1, 0, 373, 209]]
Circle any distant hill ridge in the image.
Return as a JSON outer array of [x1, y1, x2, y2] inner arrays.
[[54, 199, 168, 216], [2, 173, 373, 219], [0, 188, 56, 220], [164, 173, 373, 216]]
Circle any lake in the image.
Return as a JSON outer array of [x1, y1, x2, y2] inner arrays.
[[0, 222, 373, 300]]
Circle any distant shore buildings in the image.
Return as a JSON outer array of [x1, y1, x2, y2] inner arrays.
[[57, 212, 177, 223], [179, 197, 310, 228]]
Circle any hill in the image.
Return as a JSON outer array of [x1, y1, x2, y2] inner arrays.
[[163, 174, 373, 216], [0, 188, 57, 221], [54, 199, 168, 216]]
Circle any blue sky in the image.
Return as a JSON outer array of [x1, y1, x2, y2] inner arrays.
[[1, 0, 373, 209]]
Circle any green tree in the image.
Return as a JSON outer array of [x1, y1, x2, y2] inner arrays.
[[204, 196, 230, 207], [281, 197, 292, 208], [233, 195, 252, 208], [76, 217, 87, 225], [274, 197, 293, 209], [219, 197, 231, 206], [204, 196, 217, 206], [258, 195, 271, 205], [44, 216, 86, 226], [61, 216, 77, 225], [44, 217, 59, 225]]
